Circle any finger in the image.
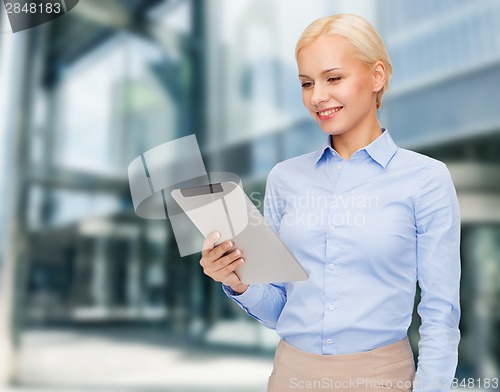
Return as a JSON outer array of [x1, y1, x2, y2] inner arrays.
[[202, 240, 236, 268], [208, 248, 243, 273], [214, 258, 245, 284], [204, 239, 235, 263], [201, 231, 220, 257]]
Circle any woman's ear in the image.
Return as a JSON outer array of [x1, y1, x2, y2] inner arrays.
[[372, 61, 386, 93]]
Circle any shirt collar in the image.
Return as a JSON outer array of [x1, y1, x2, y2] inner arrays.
[[315, 129, 399, 168], [315, 136, 337, 163]]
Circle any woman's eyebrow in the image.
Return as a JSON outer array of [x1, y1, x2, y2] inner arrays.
[[298, 67, 344, 78]]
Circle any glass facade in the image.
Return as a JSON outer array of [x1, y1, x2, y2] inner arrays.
[[380, 0, 500, 146]]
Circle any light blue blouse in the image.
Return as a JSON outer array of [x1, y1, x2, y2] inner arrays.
[[224, 129, 461, 391]]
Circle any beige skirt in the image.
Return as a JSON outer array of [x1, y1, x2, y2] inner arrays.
[[267, 337, 416, 392]]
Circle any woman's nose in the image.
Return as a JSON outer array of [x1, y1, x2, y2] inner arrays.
[[310, 84, 328, 106]]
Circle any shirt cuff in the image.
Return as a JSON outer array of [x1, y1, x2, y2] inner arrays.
[[222, 283, 264, 308]]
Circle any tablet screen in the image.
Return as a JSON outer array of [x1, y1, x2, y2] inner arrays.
[[180, 183, 224, 197]]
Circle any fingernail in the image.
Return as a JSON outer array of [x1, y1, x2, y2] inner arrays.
[[225, 241, 233, 249], [210, 232, 220, 241], [234, 249, 241, 256]]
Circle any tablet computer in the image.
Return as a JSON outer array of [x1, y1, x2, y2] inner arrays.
[[170, 181, 308, 284]]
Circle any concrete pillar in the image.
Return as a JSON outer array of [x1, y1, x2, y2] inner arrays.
[[447, 163, 500, 378], [462, 226, 500, 378], [126, 236, 142, 309], [0, 9, 38, 386], [91, 237, 110, 308]]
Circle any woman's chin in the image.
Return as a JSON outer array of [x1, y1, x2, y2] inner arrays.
[[319, 125, 346, 136]]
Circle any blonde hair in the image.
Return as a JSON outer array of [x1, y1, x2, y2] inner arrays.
[[295, 14, 393, 109]]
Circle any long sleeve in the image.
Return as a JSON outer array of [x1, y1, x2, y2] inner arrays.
[[222, 165, 287, 330], [413, 162, 461, 391]]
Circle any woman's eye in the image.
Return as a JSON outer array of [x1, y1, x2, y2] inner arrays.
[[328, 77, 341, 82], [301, 82, 313, 88]]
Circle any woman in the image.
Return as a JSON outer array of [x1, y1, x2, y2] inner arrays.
[[199, 14, 460, 392]]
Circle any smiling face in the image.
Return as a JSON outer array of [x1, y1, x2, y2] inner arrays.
[[297, 35, 385, 138]]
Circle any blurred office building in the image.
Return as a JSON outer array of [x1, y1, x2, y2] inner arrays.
[[0, 0, 499, 389]]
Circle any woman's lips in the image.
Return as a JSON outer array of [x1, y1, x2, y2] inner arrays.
[[316, 106, 343, 121]]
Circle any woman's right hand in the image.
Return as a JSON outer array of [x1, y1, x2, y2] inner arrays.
[[200, 232, 249, 294]]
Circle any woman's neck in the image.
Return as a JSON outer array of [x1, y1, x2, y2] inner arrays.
[[331, 119, 383, 160]]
